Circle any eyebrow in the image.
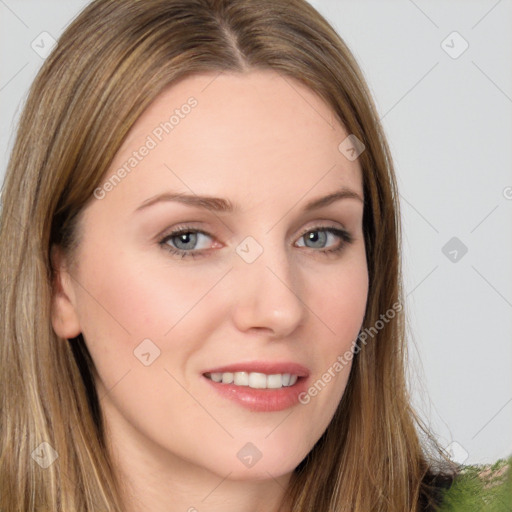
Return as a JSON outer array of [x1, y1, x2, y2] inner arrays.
[[133, 187, 364, 215]]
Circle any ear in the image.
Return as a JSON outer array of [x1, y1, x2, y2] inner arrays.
[[50, 245, 82, 339]]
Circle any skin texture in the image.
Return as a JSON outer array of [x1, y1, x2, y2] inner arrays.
[[51, 70, 369, 512]]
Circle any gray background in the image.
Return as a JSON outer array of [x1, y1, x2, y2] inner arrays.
[[1, 0, 511, 464]]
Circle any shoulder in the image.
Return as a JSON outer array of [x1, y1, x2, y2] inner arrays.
[[436, 456, 511, 511]]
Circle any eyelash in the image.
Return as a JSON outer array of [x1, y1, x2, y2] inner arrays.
[[158, 224, 354, 260]]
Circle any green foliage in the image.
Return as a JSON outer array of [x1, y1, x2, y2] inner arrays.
[[439, 456, 512, 512]]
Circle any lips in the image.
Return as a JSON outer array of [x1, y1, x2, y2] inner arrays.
[[201, 361, 311, 412]]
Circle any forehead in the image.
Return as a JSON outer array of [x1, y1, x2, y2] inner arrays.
[[98, 70, 364, 212]]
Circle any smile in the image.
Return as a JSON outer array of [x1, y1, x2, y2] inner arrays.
[[204, 371, 299, 389]]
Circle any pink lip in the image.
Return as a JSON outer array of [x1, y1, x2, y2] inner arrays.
[[201, 361, 311, 413]]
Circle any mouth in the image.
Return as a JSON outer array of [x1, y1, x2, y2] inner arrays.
[[203, 371, 301, 389], [201, 361, 310, 412]]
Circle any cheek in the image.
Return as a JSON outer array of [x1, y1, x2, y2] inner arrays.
[[294, 249, 368, 419], [308, 252, 369, 349], [76, 245, 225, 338], [73, 246, 230, 388]]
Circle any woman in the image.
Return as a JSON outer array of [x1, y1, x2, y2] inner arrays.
[[1, 0, 506, 510]]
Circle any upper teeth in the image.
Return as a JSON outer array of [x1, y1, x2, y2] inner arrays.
[[206, 372, 298, 389]]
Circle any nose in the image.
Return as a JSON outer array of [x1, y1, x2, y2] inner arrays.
[[230, 240, 306, 338]]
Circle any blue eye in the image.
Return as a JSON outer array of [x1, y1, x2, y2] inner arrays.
[[296, 227, 352, 252], [159, 228, 213, 259], [158, 225, 353, 259]]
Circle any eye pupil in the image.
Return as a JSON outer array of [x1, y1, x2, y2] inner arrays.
[[305, 230, 327, 248], [174, 232, 197, 250]]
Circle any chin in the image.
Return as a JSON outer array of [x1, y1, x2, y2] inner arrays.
[[220, 463, 297, 482], [202, 450, 303, 482]]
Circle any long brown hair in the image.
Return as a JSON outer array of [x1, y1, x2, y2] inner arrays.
[[0, 0, 457, 510]]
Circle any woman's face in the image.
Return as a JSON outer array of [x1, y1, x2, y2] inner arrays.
[[52, 70, 368, 485]]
